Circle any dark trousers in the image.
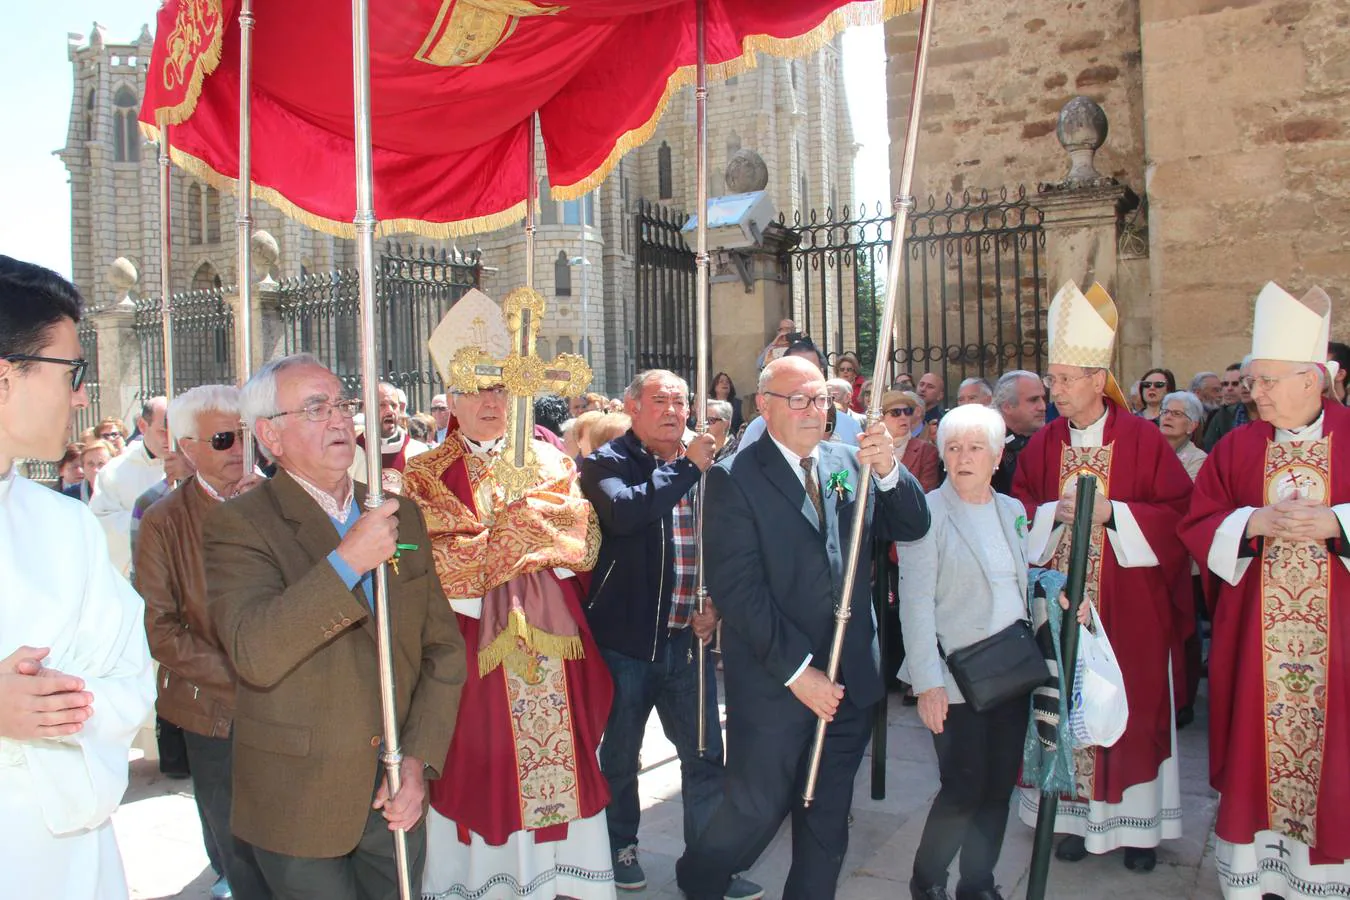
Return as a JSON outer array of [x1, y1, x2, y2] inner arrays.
[[912, 695, 1029, 893], [182, 731, 272, 900], [599, 626, 725, 851], [253, 804, 426, 900], [677, 693, 874, 900], [1182, 574, 1207, 709]]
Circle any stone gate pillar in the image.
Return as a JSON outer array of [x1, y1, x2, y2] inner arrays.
[[1037, 96, 1146, 383], [91, 257, 145, 423]]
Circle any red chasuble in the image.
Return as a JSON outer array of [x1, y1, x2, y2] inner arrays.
[[403, 435, 613, 846], [1012, 403, 1193, 802], [1179, 400, 1350, 864]]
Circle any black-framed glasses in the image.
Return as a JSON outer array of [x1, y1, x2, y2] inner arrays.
[[266, 397, 362, 423], [3, 354, 88, 391], [884, 406, 917, 418], [1140, 380, 1168, 389], [762, 390, 830, 411]]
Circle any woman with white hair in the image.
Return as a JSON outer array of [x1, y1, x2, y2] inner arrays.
[[1159, 390, 1208, 479], [896, 403, 1045, 900], [1160, 390, 1208, 729]]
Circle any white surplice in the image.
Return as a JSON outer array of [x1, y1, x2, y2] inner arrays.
[[1202, 413, 1350, 898], [1016, 409, 1184, 852], [88, 438, 165, 577], [0, 470, 156, 899]]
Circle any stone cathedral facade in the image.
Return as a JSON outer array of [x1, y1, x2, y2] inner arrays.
[[62, 22, 857, 395]]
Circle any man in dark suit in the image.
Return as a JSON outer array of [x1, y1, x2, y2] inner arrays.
[[676, 356, 931, 900], [204, 353, 466, 900]]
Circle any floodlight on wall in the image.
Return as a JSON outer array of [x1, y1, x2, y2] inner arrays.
[[680, 190, 776, 251]]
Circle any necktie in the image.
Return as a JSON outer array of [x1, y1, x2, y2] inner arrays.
[[800, 456, 825, 526]]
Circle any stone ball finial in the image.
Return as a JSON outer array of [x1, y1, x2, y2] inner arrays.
[[1056, 96, 1109, 187], [107, 257, 138, 310], [251, 230, 280, 286], [725, 149, 769, 194], [107, 257, 138, 291]]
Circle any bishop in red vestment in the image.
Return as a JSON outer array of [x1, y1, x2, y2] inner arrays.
[[1179, 282, 1350, 900], [403, 384, 615, 900], [1013, 282, 1193, 872]]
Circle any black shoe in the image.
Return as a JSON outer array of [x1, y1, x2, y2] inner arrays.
[[909, 879, 950, 900], [1124, 847, 1157, 872], [1176, 706, 1195, 729], [955, 888, 1006, 900], [1055, 834, 1088, 862]]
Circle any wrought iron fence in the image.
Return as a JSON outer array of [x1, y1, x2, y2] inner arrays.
[[782, 188, 1048, 394], [19, 317, 105, 483], [633, 200, 695, 386], [135, 286, 237, 397], [275, 243, 480, 413]]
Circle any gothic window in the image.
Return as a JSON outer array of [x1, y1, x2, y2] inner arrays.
[[187, 184, 203, 245], [539, 177, 558, 225], [555, 251, 572, 297], [84, 89, 95, 142], [562, 191, 595, 227], [536, 336, 552, 359], [205, 187, 221, 242], [658, 141, 672, 200], [557, 336, 574, 355], [112, 87, 139, 162], [191, 261, 219, 292]]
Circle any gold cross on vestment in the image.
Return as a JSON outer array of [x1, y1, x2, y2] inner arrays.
[[446, 286, 590, 501]]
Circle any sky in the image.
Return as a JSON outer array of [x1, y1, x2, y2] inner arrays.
[[0, 5, 891, 279]]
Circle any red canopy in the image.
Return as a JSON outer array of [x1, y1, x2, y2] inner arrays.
[[140, 0, 914, 238]]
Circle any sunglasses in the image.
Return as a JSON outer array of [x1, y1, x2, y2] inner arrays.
[[1141, 380, 1168, 389], [884, 407, 916, 417], [188, 428, 246, 451], [3, 354, 89, 391]]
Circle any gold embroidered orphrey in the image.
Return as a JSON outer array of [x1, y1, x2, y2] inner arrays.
[[417, 0, 566, 67], [1050, 443, 1114, 802], [1260, 436, 1333, 847], [503, 648, 583, 831], [446, 286, 590, 501], [163, 0, 222, 90]]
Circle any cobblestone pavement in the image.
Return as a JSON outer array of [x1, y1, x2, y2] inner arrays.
[[117, 684, 1222, 900]]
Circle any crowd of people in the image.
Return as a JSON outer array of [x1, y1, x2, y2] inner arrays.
[[2, 250, 1346, 900]]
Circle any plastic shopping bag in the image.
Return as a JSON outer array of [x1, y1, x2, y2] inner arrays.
[[1067, 603, 1129, 749]]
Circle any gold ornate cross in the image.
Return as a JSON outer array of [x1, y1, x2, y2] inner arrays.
[[446, 286, 590, 500]]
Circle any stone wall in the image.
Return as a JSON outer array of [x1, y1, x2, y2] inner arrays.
[[1141, 0, 1350, 376], [885, 3, 1146, 201]]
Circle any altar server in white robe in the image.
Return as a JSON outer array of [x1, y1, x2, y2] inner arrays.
[[0, 254, 156, 900]]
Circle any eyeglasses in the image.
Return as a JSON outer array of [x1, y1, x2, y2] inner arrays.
[[884, 406, 916, 417], [430, 405, 449, 413], [706, 416, 726, 424], [452, 385, 508, 399], [266, 397, 363, 422], [2, 354, 88, 391], [762, 391, 831, 411], [186, 428, 246, 451], [1159, 409, 1192, 420], [1140, 380, 1168, 390], [837, 366, 857, 375], [1240, 372, 1309, 392], [1042, 372, 1094, 390]]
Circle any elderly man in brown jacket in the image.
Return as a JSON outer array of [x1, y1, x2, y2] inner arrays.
[[136, 384, 271, 900], [203, 353, 466, 900]]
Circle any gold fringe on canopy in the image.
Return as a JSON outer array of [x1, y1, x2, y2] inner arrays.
[[143, 0, 921, 237], [477, 606, 585, 678]]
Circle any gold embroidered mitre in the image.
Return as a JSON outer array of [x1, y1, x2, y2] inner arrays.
[[1047, 280, 1129, 409]]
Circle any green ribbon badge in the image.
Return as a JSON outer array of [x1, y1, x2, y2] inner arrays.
[[394, 543, 419, 558], [1015, 515, 1028, 537], [825, 470, 854, 501]]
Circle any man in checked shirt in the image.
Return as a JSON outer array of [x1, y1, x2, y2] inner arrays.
[[581, 369, 763, 900]]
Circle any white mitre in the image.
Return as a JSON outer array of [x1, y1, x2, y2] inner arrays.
[[427, 287, 512, 388], [1251, 282, 1338, 381], [1047, 279, 1129, 409]]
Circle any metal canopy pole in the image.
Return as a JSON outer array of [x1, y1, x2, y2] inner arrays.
[[157, 113, 175, 401], [525, 115, 538, 288], [350, 0, 412, 897], [693, 0, 712, 756], [802, 0, 937, 806], [236, 0, 256, 465]]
